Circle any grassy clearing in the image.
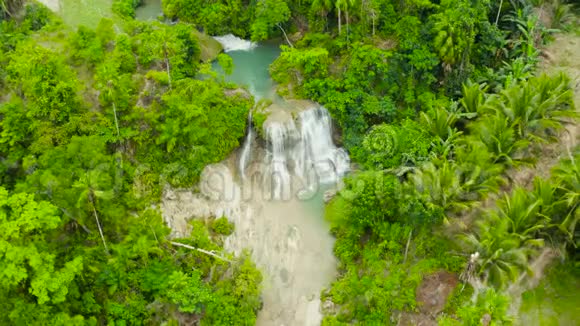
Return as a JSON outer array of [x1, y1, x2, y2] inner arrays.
[[59, 0, 116, 29], [518, 263, 580, 325]]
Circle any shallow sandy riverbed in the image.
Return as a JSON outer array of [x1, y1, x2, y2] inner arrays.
[[162, 162, 337, 326]]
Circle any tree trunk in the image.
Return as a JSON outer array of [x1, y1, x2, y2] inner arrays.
[[170, 241, 232, 262], [346, 9, 349, 43], [277, 23, 294, 48], [495, 0, 503, 26], [338, 7, 342, 34], [165, 56, 172, 89], [111, 101, 124, 169], [164, 42, 172, 89], [372, 13, 375, 36], [112, 102, 120, 140], [403, 229, 412, 264], [90, 193, 109, 255]]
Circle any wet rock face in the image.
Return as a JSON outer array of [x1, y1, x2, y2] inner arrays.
[[323, 189, 337, 203]]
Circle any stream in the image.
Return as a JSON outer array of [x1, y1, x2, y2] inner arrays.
[[135, 0, 162, 21]]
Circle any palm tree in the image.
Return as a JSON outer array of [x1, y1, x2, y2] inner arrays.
[[334, 0, 358, 35], [345, 0, 357, 38], [460, 82, 495, 118], [504, 7, 541, 62], [469, 112, 530, 167], [528, 73, 576, 128], [494, 0, 505, 26], [496, 73, 576, 143], [551, 0, 575, 30], [455, 141, 506, 197], [460, 217, 533, 290], [465, 74, 576, 168], [73, 169, 114, 254], [493, 186, 548, 245], [97, 63, 122, 142], [312, 0, 333, 16], [420, 107, 460, 140], [411, 159, 486, 216], [361, 0, 379, 36], [497, 57, 534, 87], [335, 0, 345, 34], [420, 107, 463, 158], [551, 152, 580, 247]]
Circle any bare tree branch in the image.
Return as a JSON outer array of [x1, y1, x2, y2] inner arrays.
[[170, 241, 232, 262]]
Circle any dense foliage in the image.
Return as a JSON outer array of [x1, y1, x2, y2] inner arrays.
[[0, 3, 260, 324]]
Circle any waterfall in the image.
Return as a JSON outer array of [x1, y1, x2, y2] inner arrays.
[[293, 107, 350, 185], [261, 105, 350, 200], [239, 112, 253, 179], [213, 34, 257, 52], [266, 119, 297, 200]]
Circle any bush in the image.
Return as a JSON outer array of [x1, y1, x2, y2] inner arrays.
[[211, 217, 234, 236], [362, 120, 432, 169], [112, 0, 141, 18]]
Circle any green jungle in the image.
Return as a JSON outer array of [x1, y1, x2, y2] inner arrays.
[[0, 0, 578, 325]]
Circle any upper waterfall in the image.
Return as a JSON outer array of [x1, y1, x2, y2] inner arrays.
[[240, 103, 350, 200], [293, 107, 350, 185], [213, 34, 257, 52]]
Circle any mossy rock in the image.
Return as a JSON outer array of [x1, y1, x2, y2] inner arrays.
[[193, 30, 223, 62]]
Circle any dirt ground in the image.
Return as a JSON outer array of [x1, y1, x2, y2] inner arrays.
[[399, 271, 459, 326]]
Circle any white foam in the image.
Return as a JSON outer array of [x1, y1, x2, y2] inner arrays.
[[213, 34, 257, 52]]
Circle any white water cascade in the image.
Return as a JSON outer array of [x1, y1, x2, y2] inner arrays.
[[241, 104, 350, 200], [293, 108, 350, 185], [266, 118, 297, 200], [239, 112, 254, 180], [213, 34, 257, 52]]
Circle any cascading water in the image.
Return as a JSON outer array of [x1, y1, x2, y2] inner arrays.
[[239, 112, 253, 180], [294, 107, 350, 185], [213, 34, 257, 52], [265, 118, 297, 200], [250, 104, 350, 200]]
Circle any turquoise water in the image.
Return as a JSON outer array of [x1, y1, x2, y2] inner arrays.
[[212, 44, 281, 101], [135, 0, 162, 21]]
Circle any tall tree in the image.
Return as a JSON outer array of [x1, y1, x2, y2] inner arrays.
[[0, 187, 84, 305], [251, 0, 291, 43], [461, 217, 533, 290]]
